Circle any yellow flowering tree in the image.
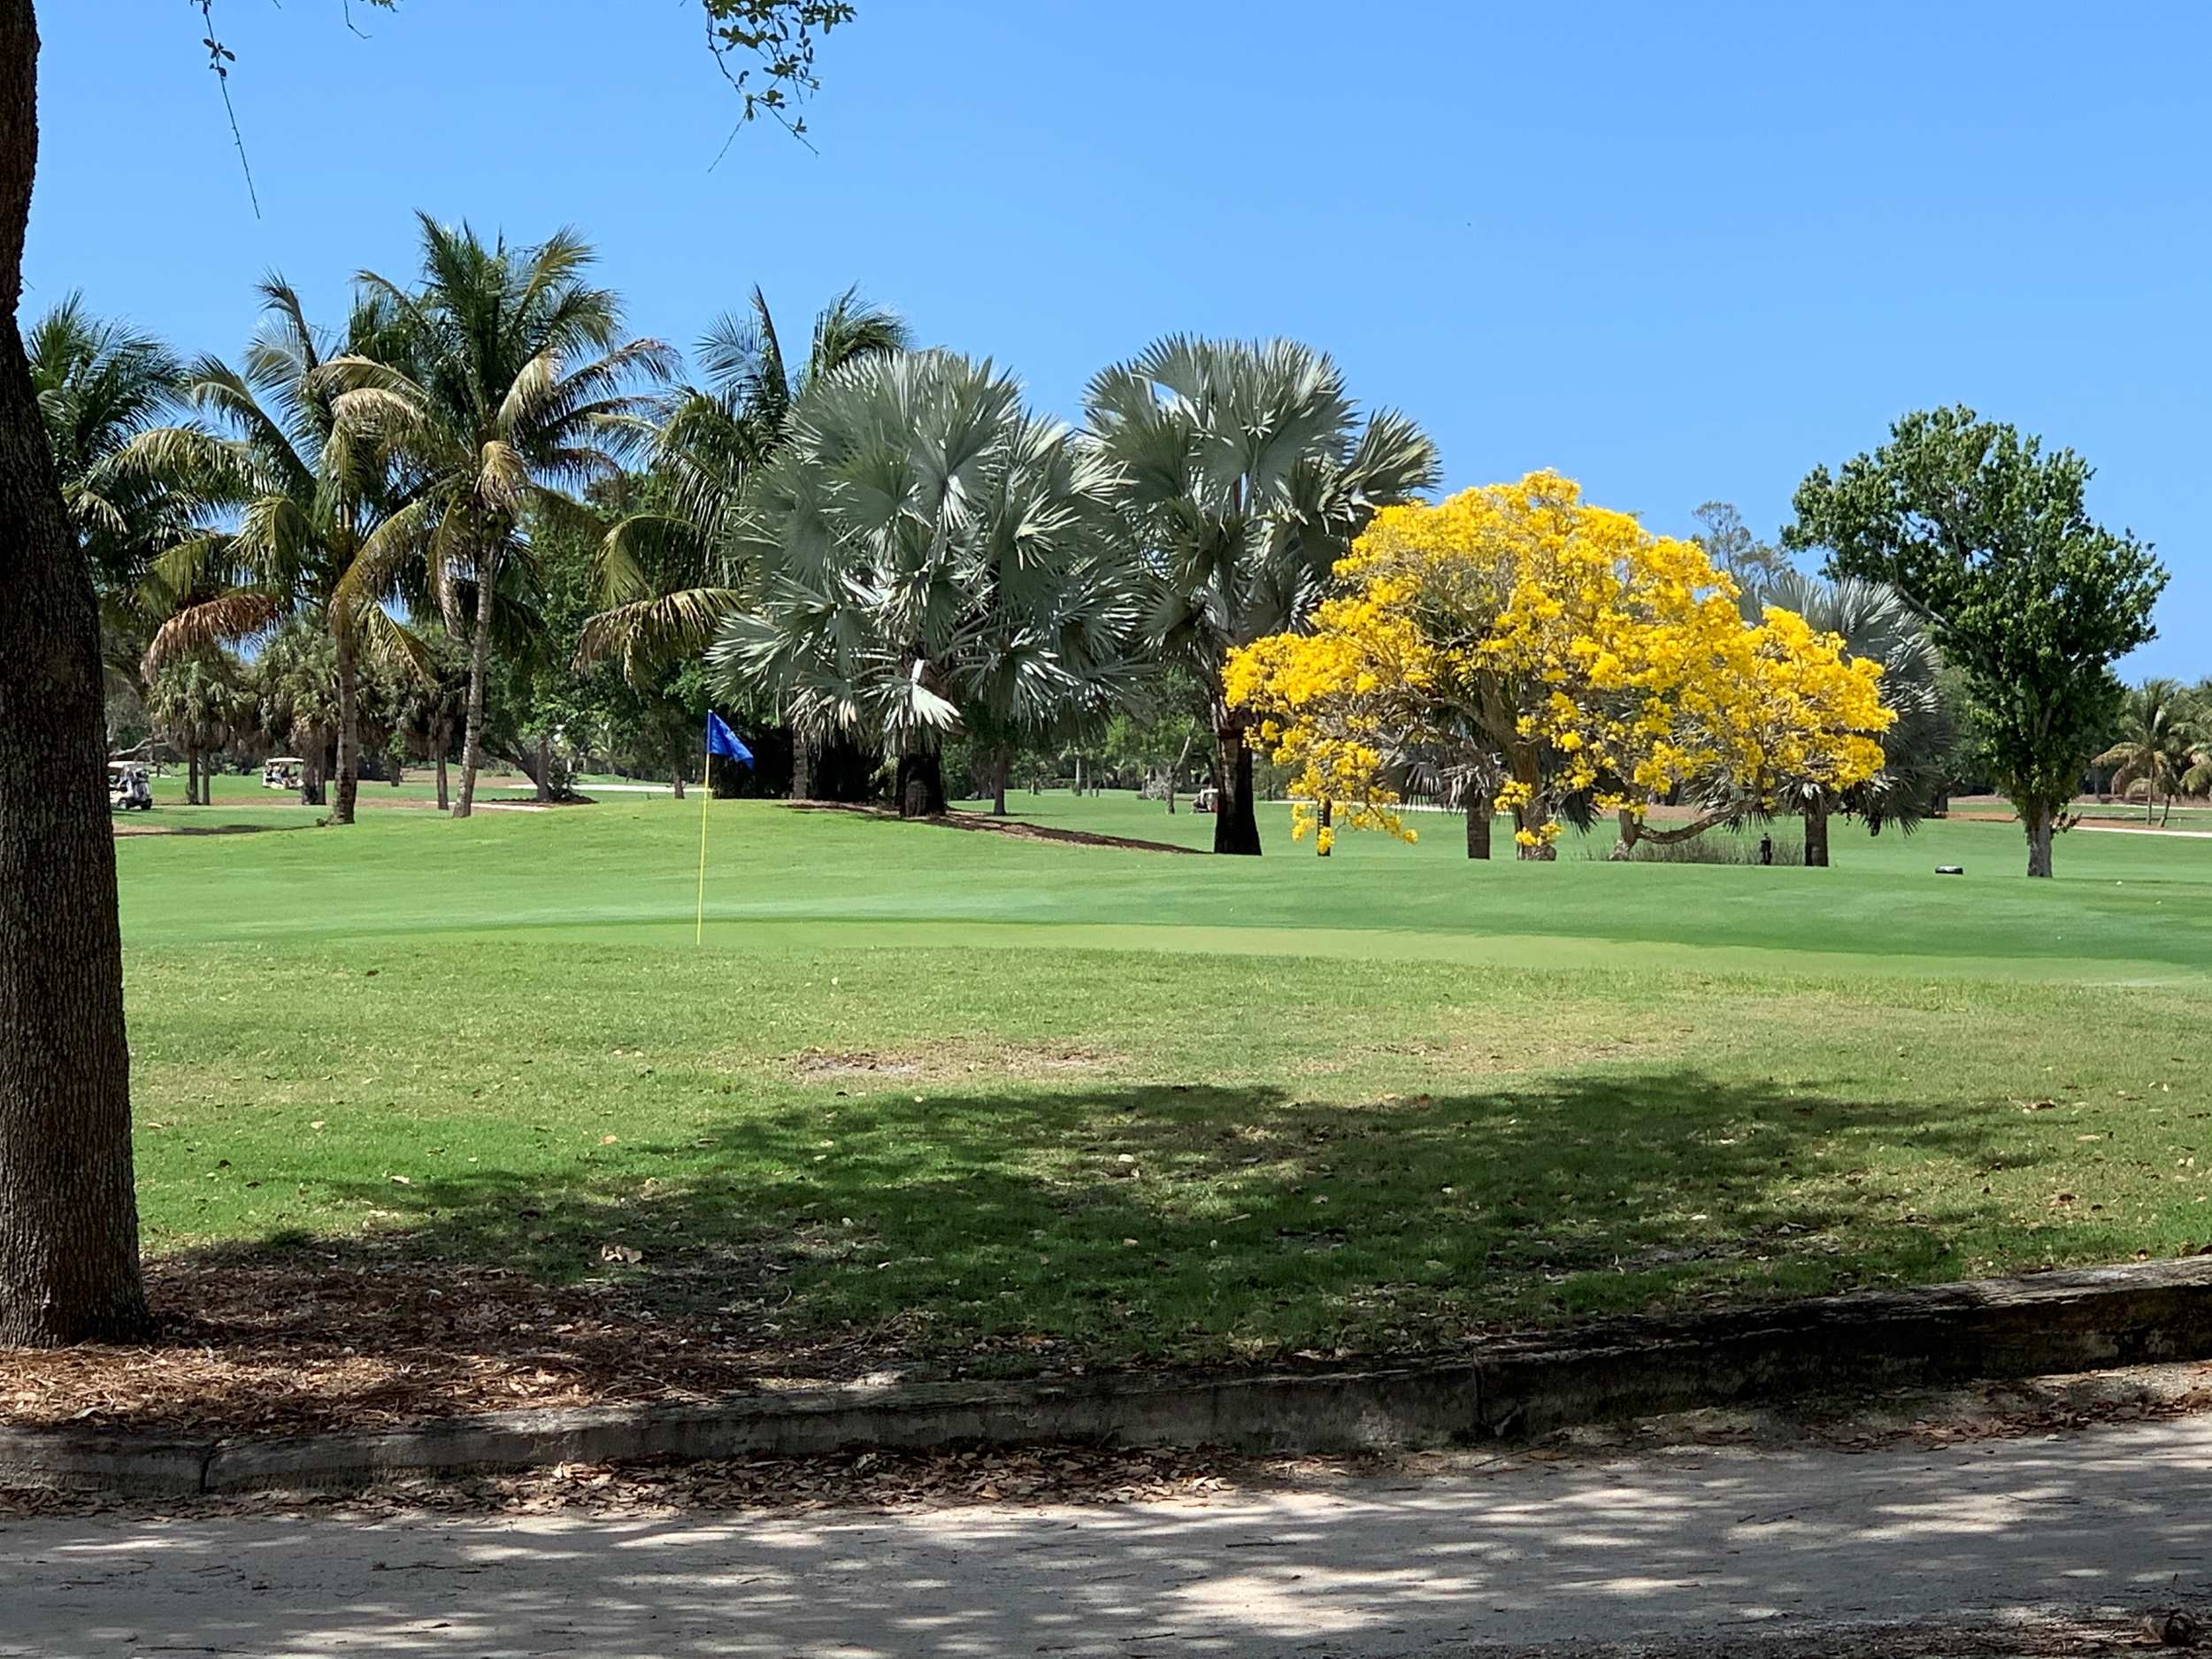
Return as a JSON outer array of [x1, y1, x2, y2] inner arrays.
[[1226, 471, 1893, 861]]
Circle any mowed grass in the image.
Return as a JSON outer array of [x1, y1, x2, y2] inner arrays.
[[115, 793, 2212, 1371]]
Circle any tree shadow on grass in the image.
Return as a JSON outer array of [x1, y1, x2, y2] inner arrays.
[[4, 1069, 2071, 1436]]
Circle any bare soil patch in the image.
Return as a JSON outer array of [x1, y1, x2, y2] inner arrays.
[[791, 1040, 1116, 1086]]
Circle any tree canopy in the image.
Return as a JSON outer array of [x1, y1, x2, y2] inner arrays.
[[1784, 406, 2166, 876]]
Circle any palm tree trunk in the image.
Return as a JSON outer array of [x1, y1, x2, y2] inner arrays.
[[331, 629, 359, 826], [453, 557, 495, 819], [897, 751, 946, 818], [185, 747, 198, 806], [0, 0, 152, 1345], [991, 748, 1010, 816], [1211, 720, 1262, 856], [535, 731, 552, 803], [433, 720, 449, 813], [1465, 789, 1493, 860], [1805, 800, 1831, 868]]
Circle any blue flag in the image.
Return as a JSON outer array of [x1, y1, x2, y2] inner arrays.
[[705, 711, 754, 765]]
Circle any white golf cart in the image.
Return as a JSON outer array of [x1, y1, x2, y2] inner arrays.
[[261, 756, 304, 791], [108, 760, 153, 812]]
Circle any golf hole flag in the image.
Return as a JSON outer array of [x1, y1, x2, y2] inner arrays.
[[695, 712, 754, 943]]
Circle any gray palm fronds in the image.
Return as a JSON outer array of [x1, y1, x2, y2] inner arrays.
[[580, 287, 909, 681], [710, 349, 1136, 769], [1083, 334, 1440, 853]]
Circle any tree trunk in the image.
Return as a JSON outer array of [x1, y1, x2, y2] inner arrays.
[[331, 629, 359, 826], [991, 749, 1010, 816], [453, 557, 495, 819], [1804, 800, 1831, 868], [433, 725, 449, 813], [534, 731, 552, 803], [2024, 800, 2055, 878], [1211, 724, 1262, 856], [1465, 789, 1493, 860], [1167, 731, 1194, 815], [1316, 798, 1332, 856], [185, 748, 198, 807], [0, 0, 152, 1345], [1512, 801, 1555, 861], [897, 751, 946, 818]]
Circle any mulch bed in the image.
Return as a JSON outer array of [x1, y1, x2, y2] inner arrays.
[[0, 1253, 921, 1440]]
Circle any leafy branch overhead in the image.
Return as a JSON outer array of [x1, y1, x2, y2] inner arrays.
[[194, 1, 855, 210]]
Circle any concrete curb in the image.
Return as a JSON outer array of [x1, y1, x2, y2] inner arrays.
[[8, 1256, 2212, 1495]]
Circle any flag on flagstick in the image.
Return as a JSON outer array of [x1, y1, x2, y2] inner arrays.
[[696, 712, 754, 944]]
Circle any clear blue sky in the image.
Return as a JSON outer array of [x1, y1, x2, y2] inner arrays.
[[27, 1, 2207, 675]]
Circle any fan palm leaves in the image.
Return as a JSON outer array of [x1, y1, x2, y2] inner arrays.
[[579, 286, 909, 680], [1682, 570, 1957, 864], [1083, 335, 1439, 853], [123, 278, 422, 824], [323, 215, 673, 817], [2096, 678, 2198, 826], [710, 349, 1136, 807]]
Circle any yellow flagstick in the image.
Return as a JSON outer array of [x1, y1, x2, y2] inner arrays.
[[695, 744, 711, 946]]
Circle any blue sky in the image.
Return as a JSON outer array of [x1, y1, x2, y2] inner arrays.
[[28, 2, 2206, 674]]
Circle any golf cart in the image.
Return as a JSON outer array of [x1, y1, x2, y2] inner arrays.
[[108, 760, 153, 812], [261, 757, 304, 791], [1192, 785, 1219, 815]]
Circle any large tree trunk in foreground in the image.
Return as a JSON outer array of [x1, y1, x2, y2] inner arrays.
[[1465, 790, 1493, 860], [0, 0, 152, 1345], [331, 630, 359, 825], [1211, 724, 1262, 856], [2024, 799, 2055, 878], [453, 558, 495, 819], [534, 732, 552, 803]]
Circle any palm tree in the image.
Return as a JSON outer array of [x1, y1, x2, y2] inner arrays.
[[2096, 679, 2196, 826], [144, 651, 250, 805], [1083, 336, 1440, 854], [325, 215, 672, 817], [710, 349, 1135, 813], [578, 287, 909, 797], [125, 280, 424, 826], [1643, 572, 1955, 865], [26, 294, 196, 710]]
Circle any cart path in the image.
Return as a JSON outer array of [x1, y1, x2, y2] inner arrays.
[[7, 1416, 2211, 1657]]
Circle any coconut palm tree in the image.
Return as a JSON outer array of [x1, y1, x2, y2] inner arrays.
[[2096, 679, 2196, 826], [710, 349, 1136, 812], [1083, 336, 1440, 854], [144, 651, 249, 805], [125, 280, 426, 826], [323, 215, 672, 817], [578, 288, 908, 723], [26, 294, 198, 710]]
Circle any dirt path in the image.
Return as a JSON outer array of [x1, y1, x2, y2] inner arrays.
[[2078, 823, 2212, 841], [7, 1414, 2209, 1657]]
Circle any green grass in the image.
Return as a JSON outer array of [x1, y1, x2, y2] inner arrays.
[[113, 792, 2212, 1371]]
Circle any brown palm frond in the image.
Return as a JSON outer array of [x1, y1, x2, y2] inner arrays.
[[144, 592, 283, 674]]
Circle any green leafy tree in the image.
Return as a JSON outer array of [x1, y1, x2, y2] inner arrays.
[[712, 349, 1135, 815], [1784, 406, 2166, 876], [1083, 336, 1439, 855]]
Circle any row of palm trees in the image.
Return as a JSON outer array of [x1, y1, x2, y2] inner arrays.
[[2095, 679, 2212, 823], [42, 214, 1967, 857]]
